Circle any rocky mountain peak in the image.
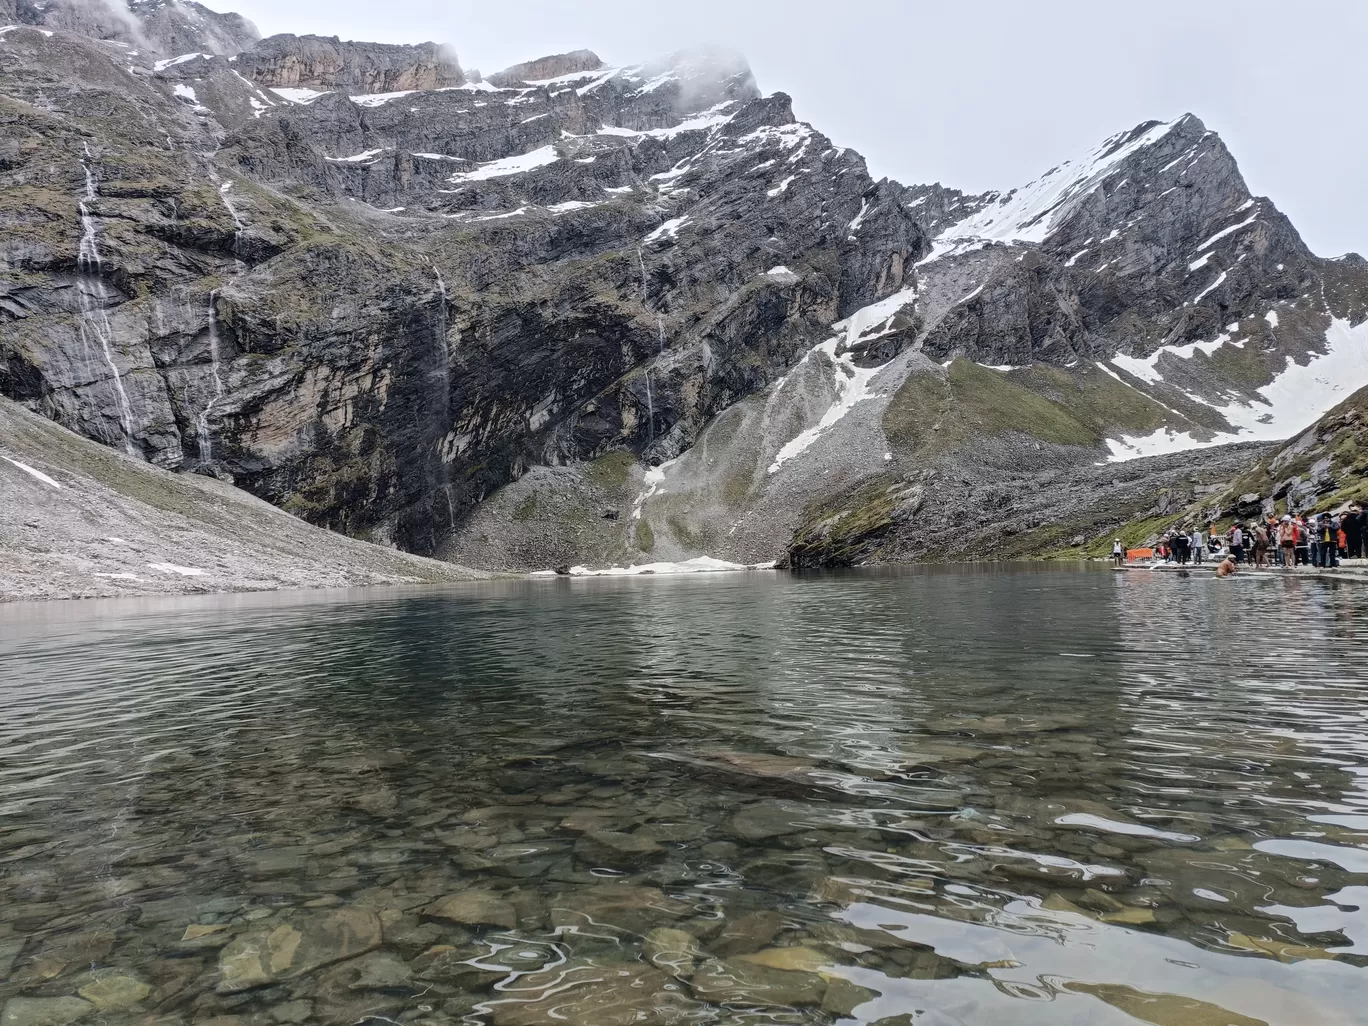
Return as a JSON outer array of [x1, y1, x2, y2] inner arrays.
[[487, 49, 603, 88], [232, 33, 465, 93], [13, 0, 259, 55]]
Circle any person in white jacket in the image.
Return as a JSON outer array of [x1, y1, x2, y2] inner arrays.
[[1190, 528, 1205, 564]]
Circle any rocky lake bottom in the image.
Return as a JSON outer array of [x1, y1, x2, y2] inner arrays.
[[2, 566, 1367, 1025]]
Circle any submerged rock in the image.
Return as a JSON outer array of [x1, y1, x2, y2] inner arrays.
[[725, 801, 813, 841], [421, 890, 517, 930], [487, 961, 692, 1026], [549, 885, 688, 934], [216, 908, 382, 993], [0, 998, 94, 1026], [75, 974, 151, 1011], [643, 928, 701, 973], [574, 829, 665, 868], [711, 911, 785, 956], [690, 958, 827, 1007]]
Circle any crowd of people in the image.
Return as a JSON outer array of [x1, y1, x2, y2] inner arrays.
[[1110, 503, 1366, 570], [1140, 504, 1366, 570]]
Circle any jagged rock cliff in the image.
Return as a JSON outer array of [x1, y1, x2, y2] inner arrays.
[[232, 35, 465, 93], [2, 4, 1365, 577], [12, 0, 259, 56]]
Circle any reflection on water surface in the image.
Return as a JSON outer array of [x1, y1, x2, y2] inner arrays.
[[2, 566, 1367, 1025]]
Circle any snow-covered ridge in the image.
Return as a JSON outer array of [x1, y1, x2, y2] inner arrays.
[[921, 116, 1189, 264]]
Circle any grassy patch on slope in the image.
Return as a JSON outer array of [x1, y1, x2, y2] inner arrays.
[[883, 360, 1175, 457]]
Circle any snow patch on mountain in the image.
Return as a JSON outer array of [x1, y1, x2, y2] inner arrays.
[[1105, 317, 1368, 460], [766, 289, 917, 474], [445, 145, 560, 183]]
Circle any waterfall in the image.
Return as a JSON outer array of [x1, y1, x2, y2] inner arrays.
[[196, 290, 226, 465], [77, 144, 138, 456], [218, 182, 244, 255], [644, 370, 654, 441], [638, 246, 663, 442]]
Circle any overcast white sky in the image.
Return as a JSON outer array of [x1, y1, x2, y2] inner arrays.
[[218, 0, 1366, 257]]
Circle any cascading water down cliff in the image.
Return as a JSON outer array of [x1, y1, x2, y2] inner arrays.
[[196, 291, 226, 466], [76, 144, 138, 457]]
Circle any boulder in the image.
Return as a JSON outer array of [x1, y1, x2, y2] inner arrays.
[[690, 958, 827, 1007], [216, 908, 382, 993], [573, 829, 664, 868], [421, 890, 517, 930], [0, 999, 93, 1026]]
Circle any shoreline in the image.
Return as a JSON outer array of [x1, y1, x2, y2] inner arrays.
[[13, 553, 1368, 609], [1111, 561, 1368, 584]]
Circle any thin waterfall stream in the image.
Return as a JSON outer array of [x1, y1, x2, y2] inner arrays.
[[196, 290, 226, 465], [77, 144, 138, 455]]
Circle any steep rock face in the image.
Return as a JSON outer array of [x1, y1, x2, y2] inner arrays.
[[0, 21, 920, 556], [232, 34, 465, 93], [14, 0, 260, 56]]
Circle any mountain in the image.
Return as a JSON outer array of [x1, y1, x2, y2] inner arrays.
[[2, 0, 1365, 582]]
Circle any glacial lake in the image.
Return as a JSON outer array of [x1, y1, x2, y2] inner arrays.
[[2, 566, 1368, 1026]]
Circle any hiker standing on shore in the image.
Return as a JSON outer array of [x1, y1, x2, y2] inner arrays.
[[1320, 513, 1339, 568], [1112, 539, 1125, 567], [1230, 523, 1245, 564], [1253, 522, 1270, 567], [1191, 526, 1205, 564], [1346, 505, 1364, 560], [1278, 515, 1297, 570]]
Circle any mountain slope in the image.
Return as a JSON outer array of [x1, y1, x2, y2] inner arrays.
[[1, 3, 1365, 577], [0, 397, 482, 600]]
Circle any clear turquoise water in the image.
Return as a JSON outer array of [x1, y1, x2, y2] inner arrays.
[[2, 566, 1367, 1025]]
